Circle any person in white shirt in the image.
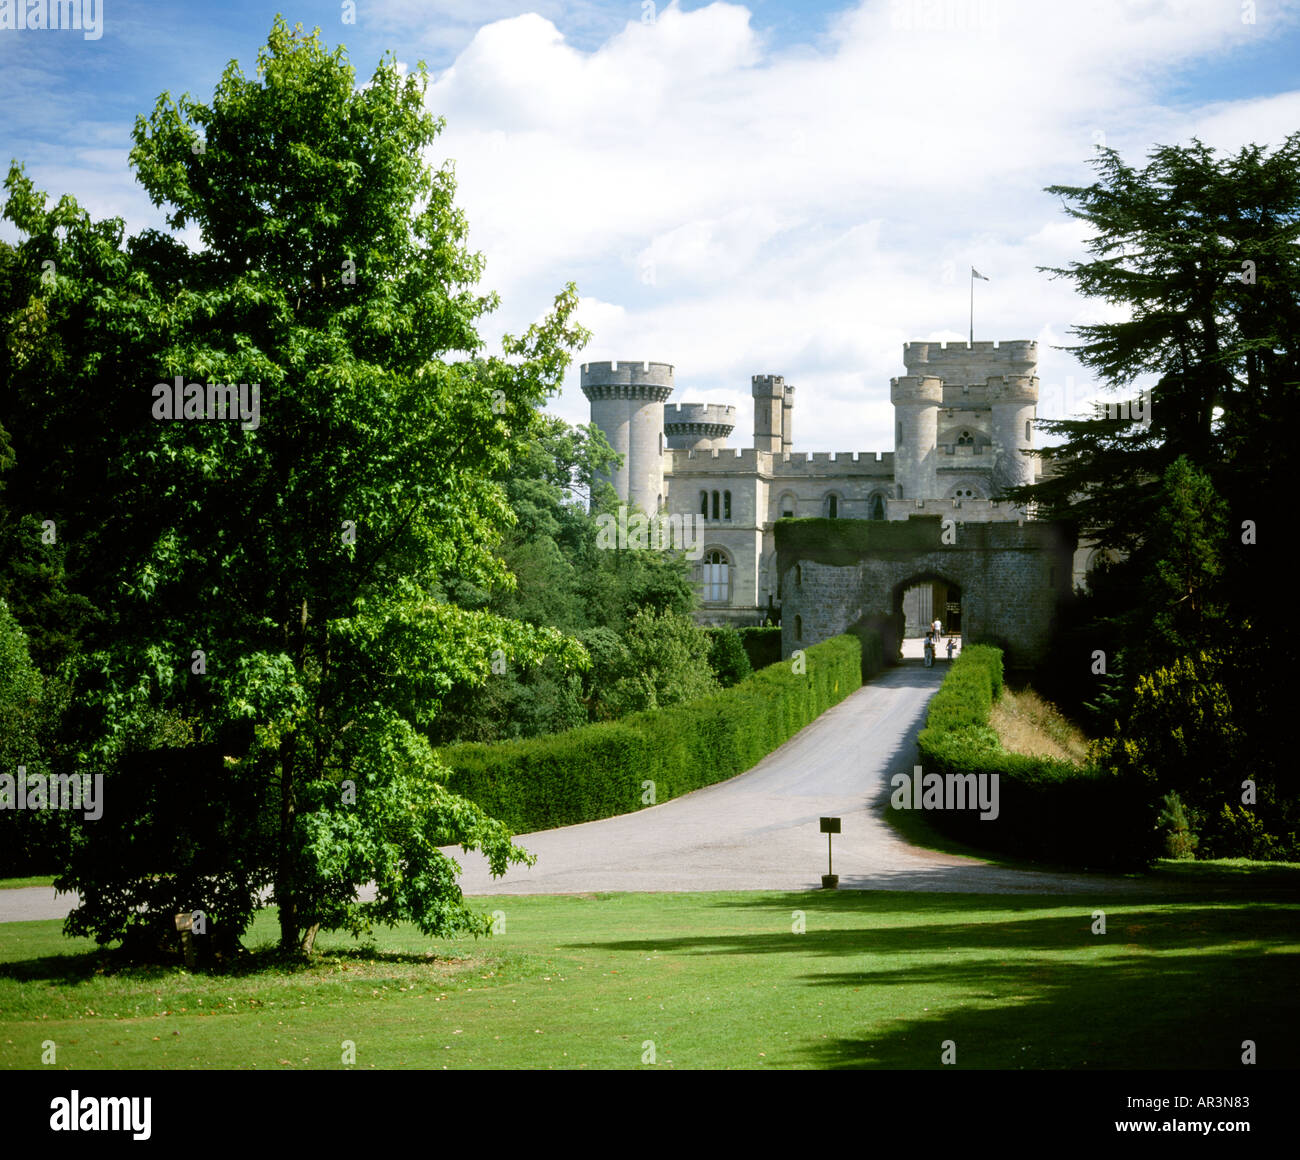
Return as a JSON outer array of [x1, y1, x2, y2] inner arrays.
[[932, 617, 943, 640]]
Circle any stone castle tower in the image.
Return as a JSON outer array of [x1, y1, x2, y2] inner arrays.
[[582, 340, 1050, 627]]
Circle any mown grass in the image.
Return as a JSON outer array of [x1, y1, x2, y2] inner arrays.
[[0, 877, 57, 891], [3, 889, 1297, 1070]]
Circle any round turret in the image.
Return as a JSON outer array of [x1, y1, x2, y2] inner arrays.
[[581, 360, 673, 513], [988, 374, 1039, 494], [663, 403, 735, 451], [891, 375, 943, 501]]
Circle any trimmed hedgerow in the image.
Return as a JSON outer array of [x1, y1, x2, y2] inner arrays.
[[438, 633, 866, 834], [735, 626, 781, 671], [913, 645, 1149, 869]]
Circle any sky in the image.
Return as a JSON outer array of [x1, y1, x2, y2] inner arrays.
[[2, 0, 1299, 451]]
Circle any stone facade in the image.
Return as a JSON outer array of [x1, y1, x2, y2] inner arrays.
[[774, 519, 1076, 669], [583, 340, 1090, 630]]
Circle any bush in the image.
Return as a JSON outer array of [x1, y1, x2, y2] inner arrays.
[[705, 627, 753, 687], [736, 626, 781, 671], [1157, 792, 1198, 859], [440, 633, 866, 833], [913, 645, 1150, 869]]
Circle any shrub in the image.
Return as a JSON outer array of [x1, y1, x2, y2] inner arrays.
[[439, 632, 866, 833], [1157, 792, 1198, 859], [914, 644, 1150, 869], [736, 626, 781, 671], [705, 626, 753, 687]]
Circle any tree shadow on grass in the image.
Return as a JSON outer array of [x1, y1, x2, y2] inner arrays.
[[564, 903, 1300, 958], [789, 946, 1300, 1070], [0, 940, 482, 984], [562, 898, 1300, 1069]]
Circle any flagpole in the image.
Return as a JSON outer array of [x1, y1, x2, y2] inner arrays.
[[969, 268, 974, 346]]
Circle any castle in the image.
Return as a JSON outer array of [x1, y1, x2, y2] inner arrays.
[[581, 340, 1050, 632]]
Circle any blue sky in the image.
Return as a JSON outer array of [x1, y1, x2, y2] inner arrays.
[[3, 0, 1299, 450]]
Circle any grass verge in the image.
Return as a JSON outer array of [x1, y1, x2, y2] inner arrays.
[[3, 889, 1297, 1069], [0, 877, 57, 891]]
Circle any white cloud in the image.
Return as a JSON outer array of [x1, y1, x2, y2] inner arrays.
[[419, 0, 1300, 451]]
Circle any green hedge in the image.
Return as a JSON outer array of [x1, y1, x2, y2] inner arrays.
[[438, 633, 865, 833], [913, 646, 1149, 869], [735, 626, 781, 671]]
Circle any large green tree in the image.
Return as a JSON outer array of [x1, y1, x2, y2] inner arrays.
[[1011, 134, 1300, 561], [1, 19, 588, 954]]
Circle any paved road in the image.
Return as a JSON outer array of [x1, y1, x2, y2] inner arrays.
[[445, 661, 1147, 896], [0, 654, 1167, 922]]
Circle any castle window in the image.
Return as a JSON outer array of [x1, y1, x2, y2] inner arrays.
[[703, 549, 730, 604], [896, 422, 902, 445], [724, 490, 732, 521], [1025, 419, 1032, 443], [794, 615, 803, 641], [957, 430, 974, 446], [869, 494, 885, 521], [712, 490, 720, 521], [795, 564, 802, 587], [826, 494, 839, 519], [897, 485, 904, 499], [700, 491, 708, 518], [778, 491, 796, 520]]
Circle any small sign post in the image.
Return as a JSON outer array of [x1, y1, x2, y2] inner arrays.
[[820, 816, 840, 889]]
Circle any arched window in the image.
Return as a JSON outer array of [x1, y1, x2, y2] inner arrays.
[[869, 493, 886, 521], [703, 549, 730, 603], [795, 564, 802, 587], [957, 430, 974, 446], [711, 491, 720, 521], [657, 493, 664, 512], [896, 484, 904, 499], [1025, 419, 1032, 442], [723, 490, 732, 521], [699, 491, 708, 518], [826, 493, 839, 519], [794, 615, 803, 640], [779, 492, 796, 520]]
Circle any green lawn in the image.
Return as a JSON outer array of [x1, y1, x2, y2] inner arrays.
[[3, 888, 1298, 1069], [0, 877, 56, 891]]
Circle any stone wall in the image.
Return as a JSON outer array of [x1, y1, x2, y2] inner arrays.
[[776, 516, 1075, 669]]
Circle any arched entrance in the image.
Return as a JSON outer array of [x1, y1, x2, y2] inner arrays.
[[897, 574, 962, 638], [775, 517, 1076, 671], [890, 572, 962, 661]]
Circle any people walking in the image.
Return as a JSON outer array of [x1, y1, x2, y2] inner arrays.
[[923, 632, 934, 667]]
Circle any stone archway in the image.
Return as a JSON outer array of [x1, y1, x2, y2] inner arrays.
[[774, 516, 1075, 670]]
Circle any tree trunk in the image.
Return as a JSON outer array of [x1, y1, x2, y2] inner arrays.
[[277, 729, 297, 951]]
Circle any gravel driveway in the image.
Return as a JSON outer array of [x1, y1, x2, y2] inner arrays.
[[0, 659, 1187, 923]]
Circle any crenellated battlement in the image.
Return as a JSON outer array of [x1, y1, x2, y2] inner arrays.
[[751, 373, 789, 398], [986, 374, 1040, 405], [890, 375, 945, 405], [668, 448, 894, 476], [902, 340, 1037, 386], [664, 403, 736, 427], [580, 360, 675, 398]]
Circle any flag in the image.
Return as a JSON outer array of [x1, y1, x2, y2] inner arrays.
[[972, 267, 989, 280]]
